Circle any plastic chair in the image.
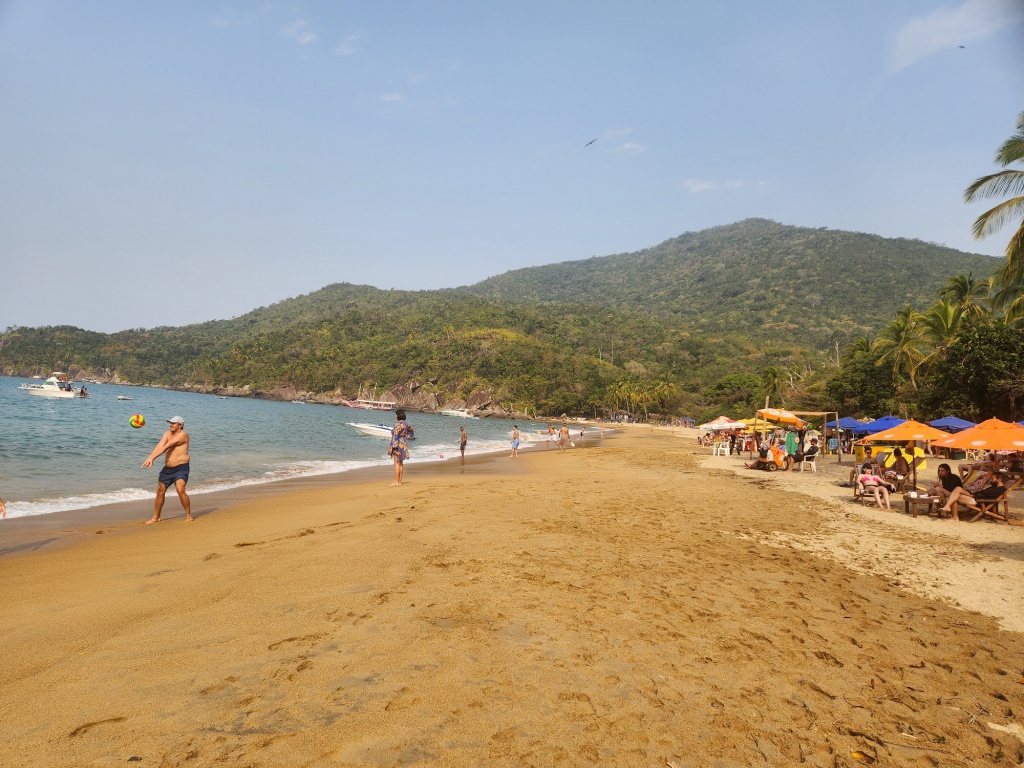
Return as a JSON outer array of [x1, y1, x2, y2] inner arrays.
[[712, 441, 729, 456], [799, 454, 817, 472]]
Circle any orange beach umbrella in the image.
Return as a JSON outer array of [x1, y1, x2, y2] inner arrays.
[[860, 420, 951, 444], [932, 418, 1024, 452], [755, 408, 807, 428]]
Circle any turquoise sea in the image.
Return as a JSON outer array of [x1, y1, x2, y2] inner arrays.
[[0, 376, 555, 519]]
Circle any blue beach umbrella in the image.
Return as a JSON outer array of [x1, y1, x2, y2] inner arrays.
[[826, 417, 868, 430], [929, 416, 976, 433], [852, 415, 905, 435]]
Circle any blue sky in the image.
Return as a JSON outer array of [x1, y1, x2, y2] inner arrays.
[[1, 1, 1022, 332]]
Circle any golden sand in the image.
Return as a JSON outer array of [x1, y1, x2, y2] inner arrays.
[[2, 429, 1023, 766]]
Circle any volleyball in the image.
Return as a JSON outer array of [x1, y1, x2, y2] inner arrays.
[[129, 414, 146, 429]]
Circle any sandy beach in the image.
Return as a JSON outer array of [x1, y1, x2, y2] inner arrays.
[[2, 429, 1024, 767]]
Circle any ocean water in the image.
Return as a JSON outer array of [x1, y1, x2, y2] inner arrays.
[[0, 376, 559, 519]]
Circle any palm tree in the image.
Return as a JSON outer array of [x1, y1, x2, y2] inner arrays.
[[938, 272, 989, 320], [914, 299, 964, 376], [760, 365, 788, 407], [874, 305, 926, 386], [964, 111, 1024, 276], [989, 261, 1024, 324], [841, 334, 876, 364]]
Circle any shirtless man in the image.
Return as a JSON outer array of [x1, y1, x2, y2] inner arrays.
[[142, 416, 192, 524], [558, 424, 571, 453]]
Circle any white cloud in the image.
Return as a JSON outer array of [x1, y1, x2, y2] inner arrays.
[[380, 93, 405, 102], [283, 19, 318, 46], [335, 33, 361, 56], [614, 142, 646, 155], [889, 0, 1024, 72], [683, 179, 763, 193]]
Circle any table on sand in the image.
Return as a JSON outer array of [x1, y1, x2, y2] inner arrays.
[[903, 493, 940, 518]]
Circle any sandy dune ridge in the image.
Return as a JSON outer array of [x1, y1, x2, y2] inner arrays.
[[1, 430, 1022, 766]]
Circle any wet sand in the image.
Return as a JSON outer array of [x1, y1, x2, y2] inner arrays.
[[2, 429, 1023, 767]]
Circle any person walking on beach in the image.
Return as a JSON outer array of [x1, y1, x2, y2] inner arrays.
[[558, 424, 571, 453], [459, 426, 468, 458], [510, 425, 520, 458], [389, 409, 412, 486], [545, 424, 556, 450], [0, 496, 6, 519], [141, 416, 192, 524]]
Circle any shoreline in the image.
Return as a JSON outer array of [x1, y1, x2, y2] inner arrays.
[[0, 436, 603, 557]]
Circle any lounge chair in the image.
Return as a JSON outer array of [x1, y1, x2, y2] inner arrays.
[[958, 478, 1022, 524]]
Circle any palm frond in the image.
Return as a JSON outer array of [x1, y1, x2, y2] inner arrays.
[[964, 170, 1024, 202], [971, 196, 1024, 239]]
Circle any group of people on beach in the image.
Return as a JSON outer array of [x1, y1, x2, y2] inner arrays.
[[6, 409, 594, 524]]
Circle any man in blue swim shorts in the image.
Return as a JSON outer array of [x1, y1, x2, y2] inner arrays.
[[142, 415, 193, 524]]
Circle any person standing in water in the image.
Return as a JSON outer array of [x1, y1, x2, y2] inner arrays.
[[510, 425, 520, 458], [389, 409, 412, 486], [459, 426, 468, 458], [141, 416, 192, 524]]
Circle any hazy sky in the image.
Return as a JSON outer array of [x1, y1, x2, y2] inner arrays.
[[1, 1, 1022, 332]]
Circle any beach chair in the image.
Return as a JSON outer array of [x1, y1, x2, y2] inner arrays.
[[959, 479, 1022, 525], [798, 453, 817, 472]]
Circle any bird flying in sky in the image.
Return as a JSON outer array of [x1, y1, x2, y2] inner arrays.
[[585, 138, 597, 147]]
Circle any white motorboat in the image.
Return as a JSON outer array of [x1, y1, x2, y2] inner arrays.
[[117, 395, 133, 401], [341, 399, 396, 411], [19, 373, 89, 398], [440, 408, 479, 419], [348, 422, 415, 440]]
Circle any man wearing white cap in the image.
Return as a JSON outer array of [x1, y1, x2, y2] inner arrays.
[[141, 416, 192, 524]]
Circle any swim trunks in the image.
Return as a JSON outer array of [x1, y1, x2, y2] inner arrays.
[[158, 463, 190, 487], [512, 439, 520, 449]]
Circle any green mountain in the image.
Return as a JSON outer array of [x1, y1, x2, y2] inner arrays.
[[464, 218, 999, 346], [0, 219, 1001, 416]]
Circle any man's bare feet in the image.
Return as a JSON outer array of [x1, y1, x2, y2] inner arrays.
[[145, 517, 161, 525], [185, 516, 194, 522], [391, 482, 402, 487]]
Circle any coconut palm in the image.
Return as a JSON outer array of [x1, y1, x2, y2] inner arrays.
[[874, 305, 926, 386], [964, 111, 1024, 275], [938, 272, 990, 320], [760, 365, 788, 407], [914, 299, 965, 376], [841, 334, 876, 364], [989, 262, 1024, 325]]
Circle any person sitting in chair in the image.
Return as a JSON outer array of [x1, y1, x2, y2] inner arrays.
[[793, 438, 819, 468], [929, 463, 963, 505], [883, 447, 911, 484], [744, 443, 772, 470], [959, 451, 997, 479], [939, 473, 1006, 521], [856, 463, 892, 510]]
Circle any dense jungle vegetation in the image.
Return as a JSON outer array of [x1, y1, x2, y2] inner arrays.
[[0, 219, 1006, 420]]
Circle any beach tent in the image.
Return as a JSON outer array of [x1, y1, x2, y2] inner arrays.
[[852, 415, 905, 435], [929, 416, 976, 433], [932, 418, 1024, 452], [861, 420, 951, 491], [826, 417, 867, 430], [679, 417, 696, 426]]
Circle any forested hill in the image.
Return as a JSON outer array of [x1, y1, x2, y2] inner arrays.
[[463, 218, 999, 345], [0, 219, 1003, 417]]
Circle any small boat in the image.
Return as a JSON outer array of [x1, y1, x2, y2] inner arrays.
[[19, 373, 89, 398], [291, 400, 305, 404], [348, 423, 415, 440], [440, 408, 479, 419], [117, 395, 133, 401], [341, 399, 396, 411]]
